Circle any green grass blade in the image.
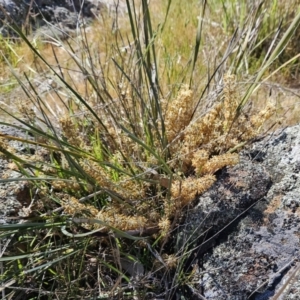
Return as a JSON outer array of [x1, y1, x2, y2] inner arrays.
[[238, 8, 300, 110]]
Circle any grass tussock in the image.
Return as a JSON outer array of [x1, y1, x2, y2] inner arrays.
[[0, 0, 299, 299]]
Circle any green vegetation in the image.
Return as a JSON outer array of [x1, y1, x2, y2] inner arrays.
[[0, 0, 300, 299]]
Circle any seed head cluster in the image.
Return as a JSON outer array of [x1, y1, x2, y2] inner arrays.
[[7, 73, 275, 239], [56, 74, 274, 237]]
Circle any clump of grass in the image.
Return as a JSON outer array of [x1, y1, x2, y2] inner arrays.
[[0, 0, 300, 299], [210, 0, 300, 80]]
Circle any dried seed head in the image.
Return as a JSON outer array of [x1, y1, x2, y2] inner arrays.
[[171, 174, 216, 207], [200, 153, 239, 175], [158, 217, 171, 237], [165, 85, 194, 143], [162, 254, 178, 269]]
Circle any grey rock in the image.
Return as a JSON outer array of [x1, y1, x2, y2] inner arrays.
[[0, 124, 32, 220], [181, 125, 300, 299], [0, 0, 127, 38]]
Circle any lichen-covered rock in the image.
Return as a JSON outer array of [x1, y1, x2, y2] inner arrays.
[[182, 125, 300, 299], [0, 125, 32, 221], [0, 0, 127, 38]]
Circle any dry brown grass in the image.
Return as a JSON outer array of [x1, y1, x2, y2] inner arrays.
[[0, 0, 299, 128]]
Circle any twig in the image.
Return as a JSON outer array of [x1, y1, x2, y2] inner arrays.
[[271, 261, 300, 300], [247, 259, 297, 299]]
